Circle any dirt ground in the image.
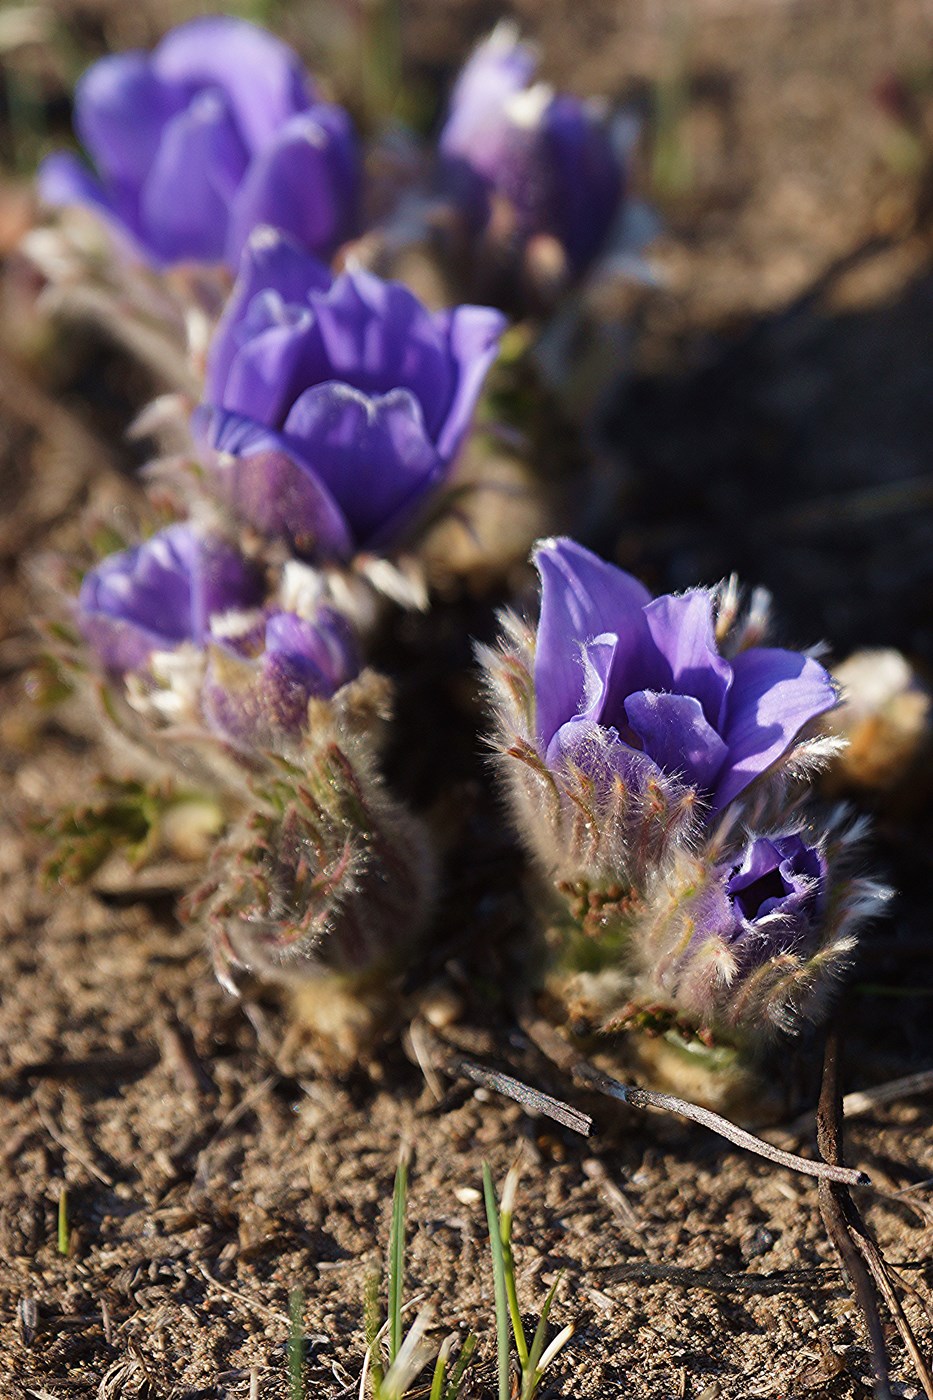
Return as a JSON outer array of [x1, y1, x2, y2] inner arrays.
[[2, 1, 933, 1397]]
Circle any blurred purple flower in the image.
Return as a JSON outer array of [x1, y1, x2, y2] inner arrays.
[[195, 228, 506, 557], [202, 608, 359, 746], [533, 538, 837, 813], [38, 16, 359, 268], [77, 523, 261, 673], [440, 24, 623, 274]]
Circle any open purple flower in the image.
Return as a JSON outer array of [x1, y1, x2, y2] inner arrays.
[[533, 538, 837, 814], [202, 608, 359, 747], [77, 523, 261, 674], [195, 229, 507, 557], [440, 24, 623, 274], [38, 16, 358, 269]]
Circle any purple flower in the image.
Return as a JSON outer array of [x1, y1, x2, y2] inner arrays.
[[77, 523, 261, 673], [202, 608, 359, 747], [195, 229, 506, 557], [533, 538, 837, 813], [38, 17, 358, 269], [440, 25, 623, 274], [725, 834, 825, 929]]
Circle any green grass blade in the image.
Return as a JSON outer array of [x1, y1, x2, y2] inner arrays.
[[288, 1287, 304, 1400], [483, 1163, 511, 1400], [501, 1222, 528, 1368], [444, 1333, 477, 1400], [429, 1337, 452, 1400], [388, 1156, 408, 1365], [57, 1186, 69, 1257], [523, 1269, 564, 1396]]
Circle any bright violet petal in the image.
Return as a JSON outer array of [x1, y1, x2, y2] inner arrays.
[[715, 648, 837, 810], [206, 227, 332, 403], [74, 51, 185, 186], [38, 151, 114, 217], [642, 590, 732, 730], [226, 107, 358, 267], [197, 406, 354, 559], [77, 524, 258, 671], [533, 537, 652, 751], [140, 90, 249, 263], [432, 303, 507, 461], [152, 15, 315, 154], [624, 690, 729, 791], [310, 271, 456, 439], [265, 609, 358, 692], [282, 382, 441, 547], [221, 294, 318, 426], [545, 713, 664, 799]]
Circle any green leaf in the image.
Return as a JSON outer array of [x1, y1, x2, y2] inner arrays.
[[483, 1163, 511, 1400]]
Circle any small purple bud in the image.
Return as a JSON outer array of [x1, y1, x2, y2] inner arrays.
[[197, 229, 506, 557], [77, 523, 261, 674], [38, 17, 359, 270], [202, 607, 360, 748]]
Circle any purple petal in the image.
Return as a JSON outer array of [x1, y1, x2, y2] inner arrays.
[[432, 303, 507, 461], [726, 834, 826, 938], [440, 26, 538, 171], [193, 533, 263, 638], [642, 590, 732, 730], [543, 95, 621, 270], [220, 293, 319, 426], [310, 270, 456, 440], [715, 649, 837, 809], [624, 690, 729, 791], [546, 713, 664, 800], [38, 150, 115, 218], [152, 16, 315, 154], [195, 406, 354, 559], [77, 524, 259, 672], [265, 609, 358, 692], [226, 106, 358, 267], [533, 537, 652, 751], [73, 51, 185, 186], [282, 383, 442, 547], [206, 227, 332, 404], [139, 90, 249, 263]]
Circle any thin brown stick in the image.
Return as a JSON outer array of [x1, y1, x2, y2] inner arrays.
[[817, 1027, 933, 1400], [817, 1029, 893, 1400], [520, 1007, 870, 1186], [410, 1018, 593, 1136]]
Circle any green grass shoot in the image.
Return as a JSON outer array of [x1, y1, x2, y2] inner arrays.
[[483, 1162, 574, 1400], [288, 1286, 305, 1400], [57, 1185, 69, 1257], [364, 1155, 476, 1400]]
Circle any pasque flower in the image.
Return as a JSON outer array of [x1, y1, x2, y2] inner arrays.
[[39, 16, 359, 269], [77, 522, 364, 753], [481, 538, 889, 1057], [195, 228, 507, 558], [77, 523, 261, 674], [532, 537, 836, 815], [202, 608, 359, 748], [440, 24, 623, 274]]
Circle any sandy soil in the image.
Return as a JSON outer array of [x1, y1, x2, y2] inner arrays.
[[2, 2, 933, 1397]]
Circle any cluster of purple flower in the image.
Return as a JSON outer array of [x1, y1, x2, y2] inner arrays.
[[39, 16, 885, 1068], [481, 538, 886, 1050]]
